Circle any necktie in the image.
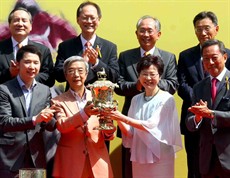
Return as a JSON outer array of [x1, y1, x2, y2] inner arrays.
[[17, 43, 23, 49], [85, 41, 91, 48], [211, 78, 217, 102], [144, 51, 150, 57]]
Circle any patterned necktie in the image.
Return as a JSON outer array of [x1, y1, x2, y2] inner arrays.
[[211, 78, 217, 102], [144, 51, 150, 57]]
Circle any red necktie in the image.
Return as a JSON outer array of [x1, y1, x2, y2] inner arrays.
[[211, 78, 217, 102], [85, 41, 91, 48]]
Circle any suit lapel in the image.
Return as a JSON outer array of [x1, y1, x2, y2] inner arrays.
[[213, 70, 230, 109], [62, 91, 79, 115], [192, 45, 205, 79], [12, 79, 28, 116], [131, 48, 141, 78], [2, 39, 15, 65]]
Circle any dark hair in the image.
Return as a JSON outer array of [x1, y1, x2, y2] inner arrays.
[[76, 1, 102, 19], [16, 45, 42, 62], [201, 39, 226, 55], [8, 7, 32, 24], [193, 11, 218, 26], [137, 55, 164, 76]]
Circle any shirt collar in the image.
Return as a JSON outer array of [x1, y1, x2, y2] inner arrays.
[[17, 75, 37, 90], [69, 87, 87, 101], [210, 67, 227, 82], [140, 47, 155, 57], [80, 34, 96, 47], [11, 37, 29, 48]]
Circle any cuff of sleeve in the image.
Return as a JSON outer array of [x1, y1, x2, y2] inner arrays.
[[32, 116, 36, 125], [91, 58, 99, 69], [80, 109, 89, 123]]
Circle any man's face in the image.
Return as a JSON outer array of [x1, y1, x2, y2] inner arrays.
[[203, 44, 227, 77], [9, 10, 32, 40], [136, 18, 161, 51], [194, 18, 219, 45], [65, 61, 88, 91], [17, 52, 40, 84], [77, 5, 100, 36]]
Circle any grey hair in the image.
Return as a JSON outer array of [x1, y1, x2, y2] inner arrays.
[[136, 15, 161, 32], [63, 56, 89, 74]]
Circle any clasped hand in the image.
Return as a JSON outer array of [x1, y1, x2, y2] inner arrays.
[[188, 99, 213, 119], [82, 47, 98, 65]]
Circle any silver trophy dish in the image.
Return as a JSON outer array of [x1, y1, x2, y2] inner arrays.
[[87, 68, 118, 130]]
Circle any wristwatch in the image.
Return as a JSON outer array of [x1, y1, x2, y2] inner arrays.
[[209, 110, 215, 118]]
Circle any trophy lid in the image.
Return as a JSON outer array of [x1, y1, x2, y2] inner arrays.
[[87, 68, 118, 88]]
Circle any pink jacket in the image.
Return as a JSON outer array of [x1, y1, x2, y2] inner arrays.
[[51, 89, 114, 178]]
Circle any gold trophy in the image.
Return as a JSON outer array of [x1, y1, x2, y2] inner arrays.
[[87, 68, 118, 130]]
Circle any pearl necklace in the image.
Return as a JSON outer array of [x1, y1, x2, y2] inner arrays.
[[144, 89, 160, 102]]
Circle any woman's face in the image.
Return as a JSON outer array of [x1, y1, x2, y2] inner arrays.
[[138, 64, 160, 91]]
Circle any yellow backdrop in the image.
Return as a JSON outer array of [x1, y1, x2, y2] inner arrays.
[[1, 0, 230, 177]]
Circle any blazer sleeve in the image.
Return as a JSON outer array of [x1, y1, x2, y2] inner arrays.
[[177, 52, 193, 102]]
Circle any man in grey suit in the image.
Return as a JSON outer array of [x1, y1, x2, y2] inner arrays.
[[0, 45, 56, 178], [115, 15, 178, 178], [186, 39, 230, 178], [0, 7, 54, 87]]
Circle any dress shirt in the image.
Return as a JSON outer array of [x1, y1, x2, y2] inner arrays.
[[69, 88, 88, 123], [12, 37, 29, 59], [140, 47, 155, 57]]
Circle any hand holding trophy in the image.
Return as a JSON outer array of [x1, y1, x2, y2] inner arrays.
[[87, 68, 118, 130]]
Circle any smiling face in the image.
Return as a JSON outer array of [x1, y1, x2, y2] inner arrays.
[[65, 61, 88, 91], [17, 52, 40, 85], [139, 64, 160, 92], [9, 9, 32, 42], [136, 18, 161, 51], [202, 44, 227, 77], [77, 4, 100, 40]]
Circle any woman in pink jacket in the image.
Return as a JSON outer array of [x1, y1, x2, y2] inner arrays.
[[51, 56, 115, 178]]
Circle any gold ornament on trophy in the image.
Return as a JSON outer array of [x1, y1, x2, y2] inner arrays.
[[87, 68, 118, 130]]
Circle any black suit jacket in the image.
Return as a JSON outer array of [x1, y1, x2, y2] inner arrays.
[[115, 47, 178, 115], [0, 78, 56, 175], [186, 70, 230, 174], [177, 44, 230, 134], [0, 38, 55, 87], [54, 35, 119, 86]]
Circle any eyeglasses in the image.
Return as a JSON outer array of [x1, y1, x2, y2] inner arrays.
[[80, 16, 99, 22], [138, 28, 156, 35], [66, 68, 85, 75], [140, 72, 159, 78], [195, 25, 214, 33]]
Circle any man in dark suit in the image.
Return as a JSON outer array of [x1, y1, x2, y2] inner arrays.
[[0, 45, 56, 178], [186, 39, 230, 178], [54, 1, 119, 86], [0, 7, 54, 87], [177, 11, 230, 178], [115, 15, 178, 178]]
